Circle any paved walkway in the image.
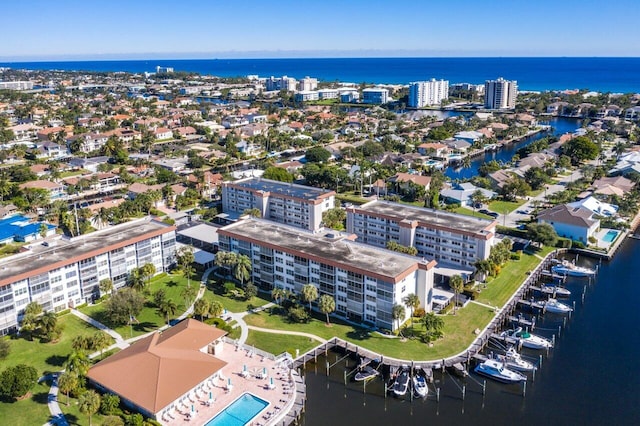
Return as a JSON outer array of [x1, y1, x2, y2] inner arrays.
[[70, 309, 128, 349], [247, 325, 327, 343], [470, 300, 501, 312], [41, 373, 69, 426]]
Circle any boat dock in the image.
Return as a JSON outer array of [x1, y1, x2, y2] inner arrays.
[[516, 299, 544, 310]]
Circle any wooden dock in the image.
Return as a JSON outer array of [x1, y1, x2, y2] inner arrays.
[[517, 299, 544, 310]]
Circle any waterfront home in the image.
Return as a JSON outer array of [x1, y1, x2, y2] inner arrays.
[[19, 180, 66, 201], [454, 130, 484, 144], [417, 142, 448, 156], [568, 196, 618, 217], [537, 204, 600, 243]]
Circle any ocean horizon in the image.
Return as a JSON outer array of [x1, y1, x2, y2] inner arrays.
[[2, 57, 640, 93]]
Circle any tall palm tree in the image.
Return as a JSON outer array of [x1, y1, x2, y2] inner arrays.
[[64, 350, 91, 376], [78, 390, 101, 426], [193, 298, 210, 321], [57, 372, 79, 406], [318, 294, 336, 325], [91, 332, 111, 358], [208, 300, 224, 318], [271, 287, 285, 305], [158, 299, 178, 325], [449, 275, 465, 315], [402, 293, 420, 326], [181, 285, 197, 308], [38, 311, 57, 340], [301, 284, 318, 311], [233, 254, 252, 287], [392, 304, 406, 335]]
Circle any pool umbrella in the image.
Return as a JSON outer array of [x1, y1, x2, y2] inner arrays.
[[263, 367, 267, 378], [191, 404, 194, 414], [270, 377, 274, 388]]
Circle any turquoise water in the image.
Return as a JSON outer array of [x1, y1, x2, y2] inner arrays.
[[205, 393, 269, 426], [603, 230, 619, 243]]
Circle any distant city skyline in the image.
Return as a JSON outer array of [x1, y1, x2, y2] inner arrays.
[[1, 0, 639, 61]]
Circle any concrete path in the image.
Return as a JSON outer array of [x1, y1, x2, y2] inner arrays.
[[70, 309, 128, 349], [41, 373, 69, 426], [470, 300, 501, 312], [246, 325, 327, 343]]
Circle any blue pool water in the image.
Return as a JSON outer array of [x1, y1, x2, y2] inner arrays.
[[205, 393, 269, 426], [602, 230, 619, 243]]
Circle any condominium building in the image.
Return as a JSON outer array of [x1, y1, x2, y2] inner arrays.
[[362, 87, 390, 104], [221, 177, 335, 231], [265, 75, 297, 92], [297, 76, 318, 92], [0, 81, 34, 90], [345, 200, 496, 269], [484, 78, 518, 109], [408, 79, 450, 108], [294, 91, 319, 102], [218, 219, 436, 330], [0, 218, 177, 336]]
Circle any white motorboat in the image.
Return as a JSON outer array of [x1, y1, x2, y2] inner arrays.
[[542, 298, 573, 314], [412, 375, 428, 398], [501, 327, 553, 350], [495, 347, 537, 372], [474, 359, 527, 384], [540, 285, 571, 297], [551, 260, 596, 277], [392, 366, 410, 397]]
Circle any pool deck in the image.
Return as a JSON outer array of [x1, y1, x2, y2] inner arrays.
[[161, 342, 296, 426]]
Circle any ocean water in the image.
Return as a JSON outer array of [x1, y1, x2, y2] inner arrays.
[[2, 57, 640, 93]]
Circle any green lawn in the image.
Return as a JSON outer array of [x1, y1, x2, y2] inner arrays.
[[0, 315, 110, 426], [203, 283, 271, 313], [79, 272, 195, 339], [452, 207, 494, 220], [244, 330, 318, 357], [1, 314, 110, 375], [0, 379, 52, 426], [488, 199, 525, 214], [243, 303, 496, 361], [60, 169, 89, 178], [476, 246, 553, 307]]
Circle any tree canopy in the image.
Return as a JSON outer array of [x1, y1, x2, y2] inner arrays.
[[562, 136, 600, 165], [304, 146, 331, 163], [0, 364, 38, 399], [263, 166, 294, 182]]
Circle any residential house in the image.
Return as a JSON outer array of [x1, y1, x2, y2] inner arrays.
[[66, 133, 109, 153], [388, 172, 431, 192], [592, 176, 635, 196], [18, 180, 66, 201], [153, 127, 173, 141], [417, 142, 448, 157], [440, 182, 496, 207], [537, 204, 600, 243], [568, 196, 618, 217]]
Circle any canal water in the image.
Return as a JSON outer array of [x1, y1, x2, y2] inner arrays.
[[444, 117, 581, 180], [300, 236, 640, 425]]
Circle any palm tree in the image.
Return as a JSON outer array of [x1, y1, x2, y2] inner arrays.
[[470, 189, 488, 214], [402, 293, 420, 326], [193, 298, 210, 321], [38, 311, 57, 340], [140, 263, 156, 286], [64, 350, 91, 376], [301, 284, 318, 311], [391, 304, 406, 335], [181, 285, 197, 308], [78, 389, 101, 426], [57, 372, 79, 406], [421, 312, 445, 342], [318, 294, 336, 325], [233, 254, 252, 287], [99, 278, 113, 297], [208, 300, 224, 318], [271, 287, 285, 305], [158, 299, 178, 325], [214, 251, 237, 279], [449, 275, 465, 315], [128, 268, 145, 292], [91, 332, 111, 358]]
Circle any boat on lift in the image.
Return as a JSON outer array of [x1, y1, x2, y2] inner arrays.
[[412, 367, 429, 398], [354, 364, 380, 382], [392, 366, 410, 397], [540, 284, 571, 297], [501, 327, 553, 350], [474, 359, 527, 384], [541, 298, 573, 314], [551, 259, 596, 277], [494, 347, 537, 372]]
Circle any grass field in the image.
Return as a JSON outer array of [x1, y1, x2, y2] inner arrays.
[[203, 283, 271, 313], [476, 246, 553, 307], [79, 271, 194, 339], [244, 330, 318, 357], [488, 199, 525, 214], [452, 206, 494, 220], [243, 302, 495, 361], [0, 315, 108, 426]]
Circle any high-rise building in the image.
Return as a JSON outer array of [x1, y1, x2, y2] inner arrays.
[[265, 76, 297, 92], [362, 87, 389, 104], [218, 219, 436, 330], [484, 78, 518, 109], [297, 76, 318, 92], [408, 79, 449, 107], [222, 177, 335, 231]]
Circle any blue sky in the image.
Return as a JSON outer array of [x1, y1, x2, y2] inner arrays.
[[1, 0, 638, 59]]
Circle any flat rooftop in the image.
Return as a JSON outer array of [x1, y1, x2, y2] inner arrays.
[[220, 219, 431, 283], [352, 200, 496, 235], [177, 222, 220, 244], [0, 218, 175, 286], [227, 177, 334, 201]]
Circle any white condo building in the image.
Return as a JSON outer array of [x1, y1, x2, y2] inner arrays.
[[345, 200, 496, 270], [298, 77, 318, 92], [362, 87, 390, 104], [484, 78, 518, 109], [218, 219, 436, 330], [0, 219, 177, 336], [222, 177, 335, 231], [408, 79, 450, 107]]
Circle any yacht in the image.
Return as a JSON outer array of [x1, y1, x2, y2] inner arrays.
[[551, 260, 596, 277], [495, 347, 537, 372], [541, 298, 573, 314], [501, 327, 553, 350], [540, 285, 571, 297], [474, 359, 527, 384]]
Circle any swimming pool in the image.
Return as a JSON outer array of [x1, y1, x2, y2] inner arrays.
[[602, 230, 619, 243], [205, 393, 269, 426]]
